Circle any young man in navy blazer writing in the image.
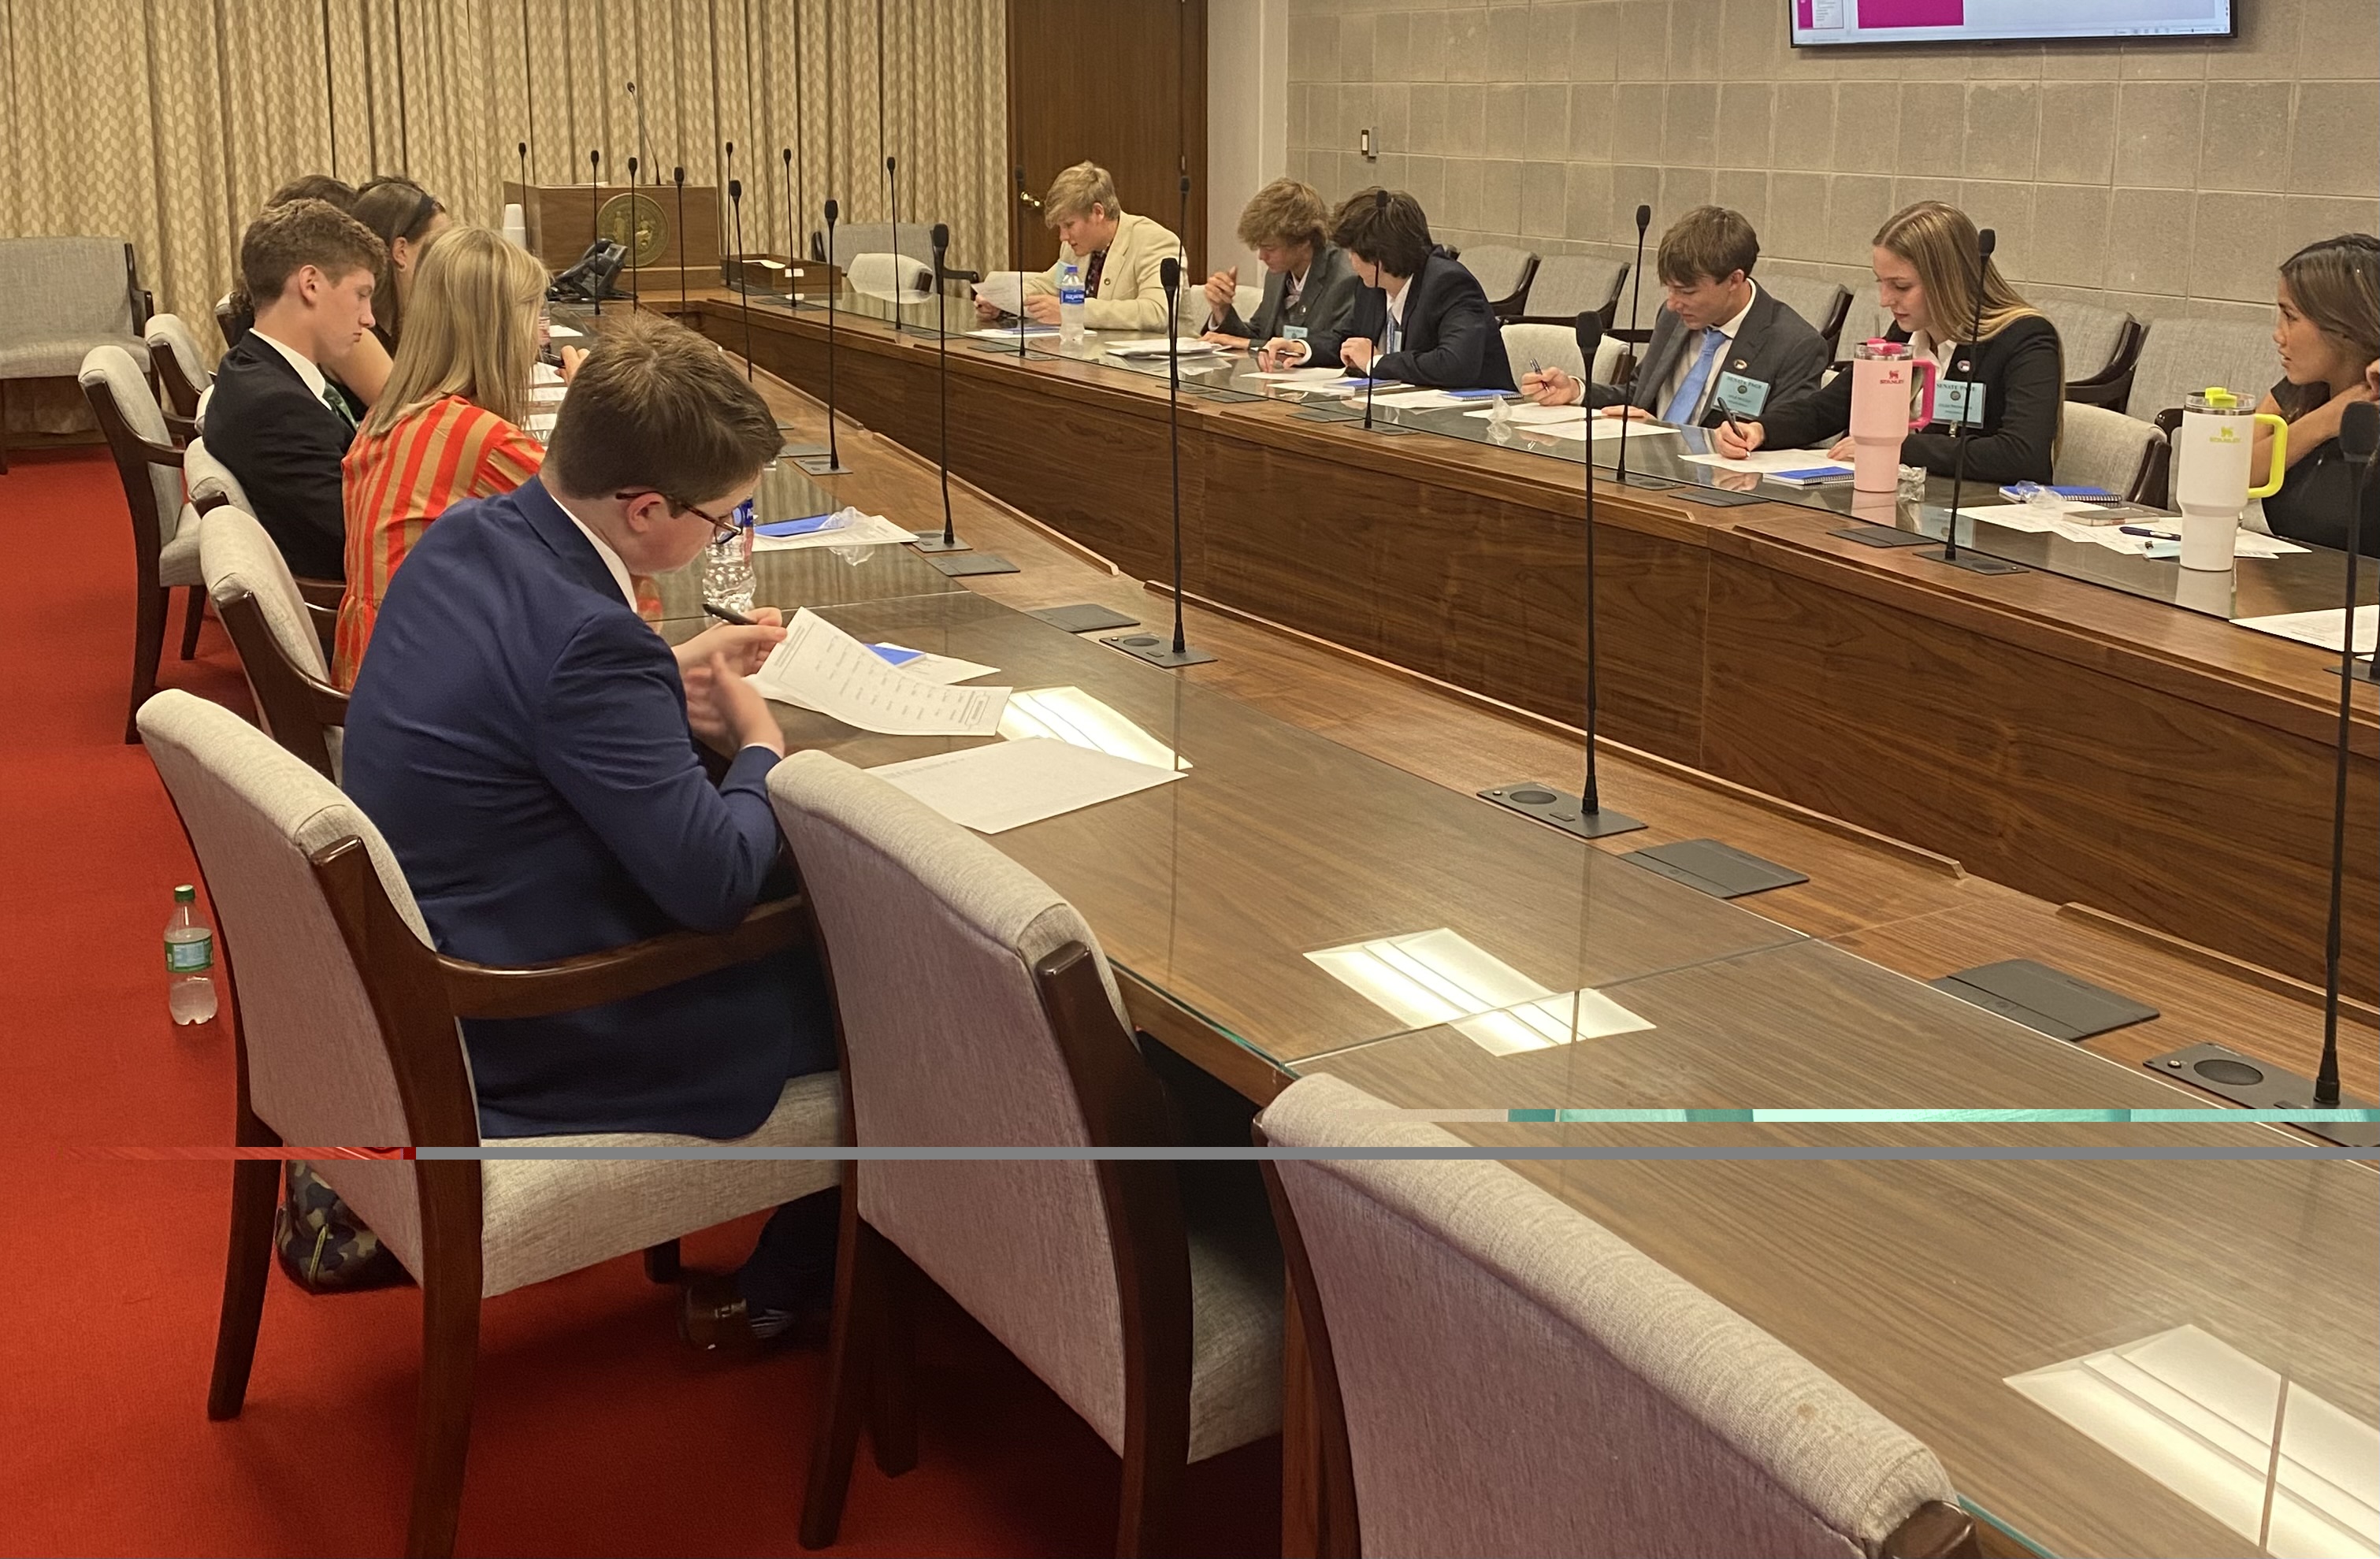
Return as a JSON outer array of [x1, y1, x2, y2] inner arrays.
[[343, 312, 837, 1349], [1275, 187, 1517, 392], [1522, 206, 1829, 429]]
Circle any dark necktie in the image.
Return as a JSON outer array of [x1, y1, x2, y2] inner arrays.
[[320, 383, 356, 431], [1082, 247, 1107, 297]]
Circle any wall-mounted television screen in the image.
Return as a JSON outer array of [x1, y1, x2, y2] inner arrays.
[[1790, 0, 2236, 46]]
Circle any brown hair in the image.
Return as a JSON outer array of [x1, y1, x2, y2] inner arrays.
[[1330, 187, 1434, 280], [360, 227, 548, 439], [238, 198, 385, 308], [1873, 201, 2040, 341], [542, 312, 781, 506], [1044, 161, 1119, 227], [351, 176, 447, 347], [2274, 234, 2380, 419], [1657, 206, 1759, 287], [1237, 177, 1329, 253], [265, 174, 358, 211]]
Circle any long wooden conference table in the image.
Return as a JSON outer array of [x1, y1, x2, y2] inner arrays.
[[598, 338, 2380, 1559], [674, 285, 2379, 1005]]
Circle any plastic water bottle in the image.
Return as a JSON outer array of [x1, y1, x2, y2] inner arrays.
[[704, 498, 757, 616], [165, 884, 218, 1026], [1059, 262, 1086, 349]]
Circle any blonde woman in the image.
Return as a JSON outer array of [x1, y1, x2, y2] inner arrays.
[[1719, 201, 2063, 483], [334, 225, 580, 687]]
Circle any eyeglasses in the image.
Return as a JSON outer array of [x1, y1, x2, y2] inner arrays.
[[614, 488, 742, 544]]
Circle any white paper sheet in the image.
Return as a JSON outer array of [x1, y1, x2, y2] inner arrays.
[[1530, 417, 1681, 443], [525, 411, 557, 432], [871, 645, 1001, 684], [967, 323, 1058, 341], [1683, 446, 1845, 473], [999, 685, 1190, 770], [1954, 507, 2313, 559], [1368, 388, 1471, 410], [1103, 336, 1222, 359], [1249, 366, 1350, 384], [749, 609, 1008, 734], [2233, 603, 2378, 654], [532, 362, 565, 385], [546, 324, 585, 340], [1462, 402, 1591, 427], [971, 269, 1030, 314], [867, 736, 1183, 833], [748, 509, 917, 551]]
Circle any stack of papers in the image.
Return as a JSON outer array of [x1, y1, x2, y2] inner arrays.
[[2233, 603, 2378, 654], [749, 509, 917, 551], [1369, 388, 1471, 411], [970, 270, 1030, 315], [1955, 507, 2311, 560], [1251, 366, 1350, 384], [749, 610, 1008, 734], [1528, 417, 1681, 443], [1683, 447, 1843, 474], [870, 737, 1182, 833], [1104, 337, 1222, 359], [1464, 403, 1591, 427]]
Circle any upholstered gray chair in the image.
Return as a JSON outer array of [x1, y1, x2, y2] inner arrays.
[[0, 236, 146, 473], [138, 689, 842, 1559], [1761, 274, 1856, 358], [1517, 254, 1629, 327], [199, 507, 343, 779], [1233, 281, 1265, 323], [2043, 301, 2144, 409], [1500, 322, 1626, 389], [818, 220, 939, 269], [80, 344, 202, 741], [767, 749, 1282, 1557], [1257, 1072, 1981, 1559], [2053, 403, 2165, 503], [182, 434, 251, 516], [1454, 243, 1539, 319], [2126, 317, 2281, 426], [145, 312, 212, 421]]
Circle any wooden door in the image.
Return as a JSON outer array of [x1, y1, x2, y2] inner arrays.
[[1005, 0, 1208, 277]]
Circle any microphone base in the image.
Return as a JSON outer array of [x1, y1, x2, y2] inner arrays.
[[1612, 472, 1677, 491], [1479, 782, 1647, 840], [791, 454, 852, 476], [1929, 959, 2155, 1041], [925, 551, 1018, 577], [911, 531, 970, 553], [2141, 1043, 2380, 1148], [1101, 633, 1216, 668], [1919, 547, 2026, 575], [1832, 524, 1936, 548], [1620, 837, 1807, 898]]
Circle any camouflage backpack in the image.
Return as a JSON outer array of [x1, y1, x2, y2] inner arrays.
[[274, 1161, 408, 1291]]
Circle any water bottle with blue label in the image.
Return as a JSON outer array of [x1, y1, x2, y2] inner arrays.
[[1059, 262, 1086, 348], [704, 496, 758, 616], [165, 884, 217, 1026]]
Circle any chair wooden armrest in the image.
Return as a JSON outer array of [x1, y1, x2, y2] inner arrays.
[[438, 894, 812, 1020], [1881, 1499, 1981, 1558], [293, 576, 343, 611], [305, 601, 338, 660], [164, 410, 198, 444]]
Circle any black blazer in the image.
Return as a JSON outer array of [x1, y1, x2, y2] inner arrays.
[[1214, 243, 1362, 347], [1590, 284, 1831, 425], [203, 333, 355, 581], [1305, 248, 1517, 392], [1757, 315, 2064, 484], [2263, 432, 2380, 556]]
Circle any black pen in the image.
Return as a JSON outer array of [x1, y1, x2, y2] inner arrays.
[[703, 600, 756, 626]]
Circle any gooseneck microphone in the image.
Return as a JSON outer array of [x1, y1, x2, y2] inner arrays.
[[782, 147, 796, 303], [2316, 399, 2377, 1110], [1363, 189, 1388, 432], [1942, 227, 1996, 564], [589, 149, 604, 315], [1614, 203, 1652, 486], [626, 157, 640, 302], [730, 176, 755, 380], [931, 223, 956, 547], [1012, 165, 1030, 359], [673, 165, 688, 320], [886, 155, 903, 335], [627, 81, 648, 185], [517, 141, 528, 193], [1104, 258, 1215, 667], [794, 197, 850, 474]]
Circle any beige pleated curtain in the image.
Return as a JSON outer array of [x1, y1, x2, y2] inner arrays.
[[1, 0, 1008, 372]]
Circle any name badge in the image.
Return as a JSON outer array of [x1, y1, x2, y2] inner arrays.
[[1935, 380, 1987, 427], [1282, 325, 1309, 340], [1711, 369, 1770, 418]]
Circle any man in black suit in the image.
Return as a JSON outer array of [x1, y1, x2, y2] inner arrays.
[[1201, 176, 1361, 356], [1522, 206, 1828, 429], [204, 198, 384, 582], [1289, 188, 1517, 392]]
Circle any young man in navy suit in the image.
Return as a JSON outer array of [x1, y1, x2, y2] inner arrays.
[[203, 199, 383, 581], [1271, 187, 1517, 392], [343, 312, 834, 1349]]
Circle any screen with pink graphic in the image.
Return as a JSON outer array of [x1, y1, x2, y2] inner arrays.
[[1791, 0, 2233, 45]]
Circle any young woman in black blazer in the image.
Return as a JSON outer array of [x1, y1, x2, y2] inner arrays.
[[1717, 201, 2063, 485], [2253, 233, 2378, 557]]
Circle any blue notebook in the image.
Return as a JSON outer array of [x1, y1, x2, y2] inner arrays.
[[756, 512, 837, 537], [1769, 466, 1856, 486]]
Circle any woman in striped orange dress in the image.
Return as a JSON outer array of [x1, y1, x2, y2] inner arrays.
[[333, 225, 581, 688]]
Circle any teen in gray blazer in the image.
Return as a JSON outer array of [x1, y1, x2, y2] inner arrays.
[[1202, 176, 1361, 354]]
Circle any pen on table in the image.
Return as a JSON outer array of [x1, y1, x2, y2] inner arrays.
[[2118, 525, 2182, 541], [703, 600, 756, 626]]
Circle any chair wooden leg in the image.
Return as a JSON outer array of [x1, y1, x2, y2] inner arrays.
[[125, 585, 167, 744], [205, 1154, 281, 1420], [868, 1236, 919, 1477], [642, 1239, 681, 1282], [407, 1164, 484, 1559], [180, 585, 205, 659], [0, 378, 10, 474], [1115, 1431, 1187, 1559], [799, 1179, 878, 1550]]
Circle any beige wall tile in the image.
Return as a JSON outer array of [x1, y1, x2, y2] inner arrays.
[[1529, 4, 1580, 83], [1964, 82, 2041, 181], [1765, 169, 1832, 262], [1564, 161, 1615, 239], [1569, 6, 1621, 80], [1613, 165, 1665, 232], [1774, 81, 1836, 171], [1446, 84, 1487, 155], [2118, 40, 2206, 80], [1373, 12, 1411, 81], [1959, 180, 2038, 278], [2208, 0, 2301, 79], [1487, 83, 1529, 158], [1569, 83, 1616, 161], [1825, 174, 1896, 266], [2274, 195, 2380, 265], [1340, 13, 1376, 84], [1615, 0, 1672, 81], [2291, 82, 2380, 195], [1714, 167, 1770, 234], [2107, 188, 2196, 295], [1665, 81, 1721, 165], [1718, 0, 1784, 78], [1895, 82, 1962, 177], [1717, 82, 1776, 165], [2189, 191, 2287, 301], [2041, 43, 2122, 80], [2025, 183, 2111, 289], [1479, 157, 1524, 232], [1523, 160, 1569, 237], [1446, 7, 1490, 81], [1409, 82, 1448, 154], [2197, 81, 2293, 193], [1406, 9, 1449, 84], [1669, 0, 1725, 81], [1489, 3, 1532, 81], [2113, 81, 2205, 187], [1377, 84, 1414, 152], [2299, 0, 2380, 79], [2036, 83, 2117, 184], [1439, 158, 1480, 228], [1969, 44, 2044, 80], [1614, 83, 1668, 161]]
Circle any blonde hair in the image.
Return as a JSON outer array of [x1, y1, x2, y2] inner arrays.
[[1874, 202, 2041, 342], [1236, 177, 1328, 251], [1044, 161, 1118, 227], [359, 225, 545, 440]]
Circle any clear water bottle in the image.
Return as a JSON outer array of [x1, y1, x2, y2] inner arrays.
[[1059, 262, 1086, 349], [165, 884, 218, 1026], [703, 498, 757, 615]]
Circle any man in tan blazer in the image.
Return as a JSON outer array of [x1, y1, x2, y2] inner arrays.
[[978, 161, 1183, 332]]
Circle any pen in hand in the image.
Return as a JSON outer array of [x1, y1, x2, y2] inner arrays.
[[703, 600, 756, 626]]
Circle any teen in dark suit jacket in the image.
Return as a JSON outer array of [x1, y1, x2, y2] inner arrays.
[[206, 197, 387, 581], [1204, 176, 1362, 353], [1280, 188, 1516, 392]]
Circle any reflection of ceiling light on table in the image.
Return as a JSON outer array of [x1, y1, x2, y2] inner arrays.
[[2007, 1324, 2378, 1558], [1305, 927, 1652, 1056], [1001, 686, 1188, 770]]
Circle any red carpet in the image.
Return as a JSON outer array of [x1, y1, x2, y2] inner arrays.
[[0, 449, 1279, 1557]]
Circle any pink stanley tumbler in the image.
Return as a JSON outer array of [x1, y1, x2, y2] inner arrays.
[[1847, 340, 1936, 493]]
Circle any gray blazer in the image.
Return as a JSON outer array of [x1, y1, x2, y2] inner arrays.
[[1213, 243, 1361, 345], [1590, 283, 1830, 426]]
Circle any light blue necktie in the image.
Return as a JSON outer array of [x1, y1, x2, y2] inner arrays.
[[1663, 329, 1722, 424]]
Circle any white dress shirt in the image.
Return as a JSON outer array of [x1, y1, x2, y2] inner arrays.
[[1653, 280, 1759, 421], [248, 328, 330, 402], [552, 498, 642, 612]]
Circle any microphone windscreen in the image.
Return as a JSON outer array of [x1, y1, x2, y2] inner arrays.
[[886, 155, 897, 172], [672, 165, 685, 184], [518, 141, 527, 156], [728, 179, 741, 201], [2343, 399, 2380, 464], [824, 198, 840, 224], [1636, 203, 1651, 231], [1977, 227, 1998, 258], [930, 222, 950, 253], [1573, 309, 1604, 362], [1376, 188, 1390, 210], [1161, 257, 1181, 291], [628, 157, 638, 176]]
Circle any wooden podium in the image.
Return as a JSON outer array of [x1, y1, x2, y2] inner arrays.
[[504, 181, 721, 299]]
